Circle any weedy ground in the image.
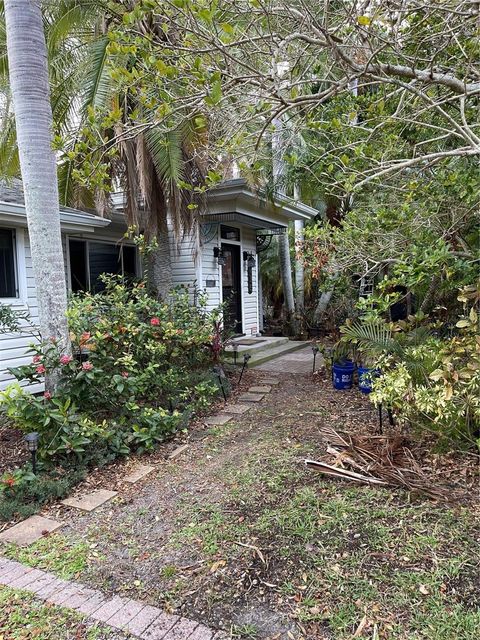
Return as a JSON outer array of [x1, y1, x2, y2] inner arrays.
[[2, 370, 479, 640]]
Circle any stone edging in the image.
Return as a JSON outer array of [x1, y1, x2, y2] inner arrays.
[[0, 557, 226, 640]]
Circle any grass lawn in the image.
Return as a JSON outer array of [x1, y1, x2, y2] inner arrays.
[[0, 586, 127, 639], [2, 370, 479, 639]]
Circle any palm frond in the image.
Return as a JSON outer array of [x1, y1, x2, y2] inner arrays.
[[80, 36, 111, 113], [341, 319, 395, 354]]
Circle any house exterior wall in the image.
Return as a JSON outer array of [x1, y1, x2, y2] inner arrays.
[[1, 219, 260, 392], [198, 223, 259, 335], [0, 226, 42, 392], [0, 223, 132, 392]]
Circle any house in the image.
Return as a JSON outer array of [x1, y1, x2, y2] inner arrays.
[[0, 178, 316, 391]]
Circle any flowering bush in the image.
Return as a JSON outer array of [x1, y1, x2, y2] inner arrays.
[[0, 277, 223, 467]]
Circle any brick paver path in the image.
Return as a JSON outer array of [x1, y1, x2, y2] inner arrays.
[[255, 345, 319, 374], [0, 557, 225, 639]]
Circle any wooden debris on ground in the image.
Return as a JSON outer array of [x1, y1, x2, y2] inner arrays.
[[305, 426, 453, 501]]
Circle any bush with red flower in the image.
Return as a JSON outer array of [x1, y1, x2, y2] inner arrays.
[[1, 276, 225, 470]]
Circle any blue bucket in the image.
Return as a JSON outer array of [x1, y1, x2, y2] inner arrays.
[[358, 367, 380, 394], [332, 360, 355, 390]]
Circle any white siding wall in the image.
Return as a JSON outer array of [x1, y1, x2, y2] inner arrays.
[[1, 220, 260, 392], [1, 227, 42, 392], [168, 222, 199, 298], [200, 226, 221, 313], [197, 223, 259, 335], [240, 226, 259, 335], [1, 224, 132, 392]]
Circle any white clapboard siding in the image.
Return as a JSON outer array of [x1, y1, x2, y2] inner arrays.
[[240, 226, 259, 335], [1, 229, 42, 391], [200, 225, 221, 312], [168, 221, 199, 295]]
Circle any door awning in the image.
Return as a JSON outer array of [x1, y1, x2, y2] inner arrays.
[[202, 211, 287, 231]]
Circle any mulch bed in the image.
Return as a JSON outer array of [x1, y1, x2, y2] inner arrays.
[[0, 421, 28, 475]]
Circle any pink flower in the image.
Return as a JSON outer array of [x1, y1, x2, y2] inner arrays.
[[121, 371, 129, 378], [82, 361, 93, 371], [44, 391, 52, 400], [32, 355, 41, 364], [150, 317, 160, 326], [36, 365, 46, 374], [59, 354, 73, 365]]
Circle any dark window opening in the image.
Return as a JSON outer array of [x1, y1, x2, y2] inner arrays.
[[69, 240, 88, 292], [0, 228, 17, 298], [69, 239, 138, 293]]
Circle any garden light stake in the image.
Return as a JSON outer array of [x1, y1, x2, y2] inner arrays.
[[25, 432, 39, 475], [239, 353, 251, 384]]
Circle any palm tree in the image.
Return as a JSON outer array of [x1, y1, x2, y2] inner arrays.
[[1, 2, 205, 298], [4, 0, 69, 384]]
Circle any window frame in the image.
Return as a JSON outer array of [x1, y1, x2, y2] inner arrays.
[[66, 236, 140, 293], [0, 226, 28, 304]]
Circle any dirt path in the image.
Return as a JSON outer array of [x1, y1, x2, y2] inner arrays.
[[4, 366, 480, 640]]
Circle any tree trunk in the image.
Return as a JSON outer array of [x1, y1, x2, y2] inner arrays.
[[5, 0, 69, 386], [272, 117, 296, 331], [420, 273, 441, 313], [279, 228, 295, 318], [294, 219, 305, 310], [149, 229, 172, 299]]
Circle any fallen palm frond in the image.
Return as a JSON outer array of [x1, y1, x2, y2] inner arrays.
[[305, 426, 453, 501]]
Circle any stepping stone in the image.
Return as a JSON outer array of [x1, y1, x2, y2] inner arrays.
[[260, 378, 279, 385], [248, 385, 272, 393], [223, 403, 251, 415], [124, 464, 155, 484], [204, 414, 232, 426], [238, 393, 264, 403], [0, 515, 62, 546], [168, 444, 189, 460], [61, 489, 117, 512]]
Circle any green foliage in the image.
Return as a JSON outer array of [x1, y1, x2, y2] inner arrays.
[[0, 468, 86, 522], [2, 535, 90, 579], [0, 278, 223, 470], [337, 287, 480, 448]]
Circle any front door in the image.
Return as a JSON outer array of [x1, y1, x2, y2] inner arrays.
[[221, 243, 242, 334]]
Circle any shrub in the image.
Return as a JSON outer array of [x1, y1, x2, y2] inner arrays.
[[0, 467, 86, 522], [371, 307, 480, 448], [1, 277, 224, 468]]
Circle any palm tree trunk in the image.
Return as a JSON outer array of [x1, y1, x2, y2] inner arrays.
[[272, 117, 296, 331], [294, 219, 305, 310], [5, 0, 69, 386], [149, 230, 172, 299], [279, 228, 296, 317]]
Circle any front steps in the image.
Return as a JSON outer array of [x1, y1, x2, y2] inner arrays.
[[224, 336, 308, 367]]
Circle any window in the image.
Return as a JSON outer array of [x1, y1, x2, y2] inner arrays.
[[220, 225, 240, 242], [0, 228, 17, 298], [69, 239, 138, 293]]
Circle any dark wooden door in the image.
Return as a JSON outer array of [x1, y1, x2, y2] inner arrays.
[[221, 243, 242, 334]]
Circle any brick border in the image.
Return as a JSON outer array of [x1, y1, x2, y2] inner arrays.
[[0, 557, 226, 639]]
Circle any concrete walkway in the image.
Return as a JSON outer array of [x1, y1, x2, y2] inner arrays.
[[0, 557, 225, 640], [255, 345, 319, 374]]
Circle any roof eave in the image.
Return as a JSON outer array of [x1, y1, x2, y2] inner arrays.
[[206, 183, 318, 222], [0, 201, 111, 232]]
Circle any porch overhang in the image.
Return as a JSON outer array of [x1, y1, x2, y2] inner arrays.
[[204, 179, 318, 228]]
